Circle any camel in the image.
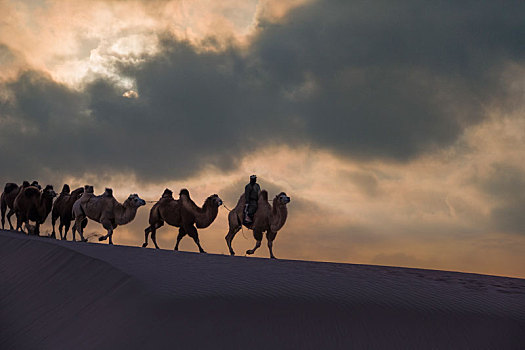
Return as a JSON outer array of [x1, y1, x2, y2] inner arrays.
[[13, 185, 57, 235], [143, 188, 222, 253], [51, 184, 86, 240], [1, 180, 37, 230], [72, 187, 146, 244], [225, 190, 290, 259], [143, 189, 180, 249]]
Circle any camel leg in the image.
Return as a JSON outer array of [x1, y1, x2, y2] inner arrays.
[[15, 213, 24, 232], [151, 226, 161, 249], [267, 231, 277, 259], [143, 226, 152, 247], [51, 214, 58, 238], [174, 227, 187, 251], [72, 220, 77, 241], [246, 229, 264, 255], [98, 220, 114, 244], [225, 225, 242, 256], [7, 209, 16, 231], [246, 240, 261, 255], [268, 240, 275, 259], [74, 217, 87, 242], [57, 222, 64, 240], [98, 227, 114, 244], [187, 225, 205, 253], [78, 221, 87, 242], [34, 222, 41, 236], [143, 221, 163, 248], [62, 221, 70, 240]]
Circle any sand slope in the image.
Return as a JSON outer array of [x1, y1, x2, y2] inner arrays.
[[1, 230, 524, 349]]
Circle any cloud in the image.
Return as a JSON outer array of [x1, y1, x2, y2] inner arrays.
[[249, 0, 524, 159], [478, 163, 525, 234], [0, 0, 524, 185]]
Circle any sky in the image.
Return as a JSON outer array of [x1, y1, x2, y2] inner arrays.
[[1, 0, 524, 278]]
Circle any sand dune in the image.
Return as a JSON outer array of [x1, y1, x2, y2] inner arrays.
[[1, 230, 524, 349]]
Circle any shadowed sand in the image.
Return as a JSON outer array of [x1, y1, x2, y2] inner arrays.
[[1, 230, 524, 349]]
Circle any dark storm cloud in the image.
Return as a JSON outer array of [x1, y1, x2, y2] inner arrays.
[[0, 0, 524, 183], [251, 0, 525, 159]]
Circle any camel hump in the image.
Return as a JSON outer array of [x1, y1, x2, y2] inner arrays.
[[162, 188, 173, 198], [23, 187, 41, 198], [4, 183, 18, 194], [61, 184, 70, 194], [103, 188, 113, 197], [260, 190, 268, 201]]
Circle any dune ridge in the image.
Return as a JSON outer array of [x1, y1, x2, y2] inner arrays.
[[1, 230, 524, 349]]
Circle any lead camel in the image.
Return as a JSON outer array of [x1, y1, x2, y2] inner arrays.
[[225, 190, 290, 259]]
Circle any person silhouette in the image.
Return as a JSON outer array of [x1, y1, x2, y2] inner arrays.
[[244, 175, 260, 224]]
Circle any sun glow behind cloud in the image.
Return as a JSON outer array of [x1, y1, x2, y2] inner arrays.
[[0, 0, 238, 87], [0, 0, 310, 88]]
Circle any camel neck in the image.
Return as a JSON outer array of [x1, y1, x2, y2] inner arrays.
[[115, 201, 139, 225], [270, 200, 288, 232], [184, 197, 219, 229], [38, 194, 54, 222]]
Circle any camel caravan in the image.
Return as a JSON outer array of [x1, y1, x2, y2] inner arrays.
[[0, 175, 291, 259]]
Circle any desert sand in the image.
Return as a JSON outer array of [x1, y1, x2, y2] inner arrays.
[[1, 229, 524, 349]]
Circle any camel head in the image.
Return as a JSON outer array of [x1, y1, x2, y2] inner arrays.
[[276, 192, 291, 205], [126, 193, 146, 208], [43, 185, 57, 198], [208, 194, 223, 207], [71, 187, 84, 200]]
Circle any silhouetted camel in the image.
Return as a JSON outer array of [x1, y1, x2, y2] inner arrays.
[[51, 184, 86, 239], [143, 189, 180, 249], [72, 187, 146, 244], [14, 185, 56, 235], [226, 190, 290, 258], [143, 189, 222, 253], [1, 181, 39, 230]]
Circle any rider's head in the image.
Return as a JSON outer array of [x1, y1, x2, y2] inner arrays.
[[250, 174, 257, 184]]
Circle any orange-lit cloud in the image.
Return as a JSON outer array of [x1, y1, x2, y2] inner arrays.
[[0, 0, 290, 86]]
